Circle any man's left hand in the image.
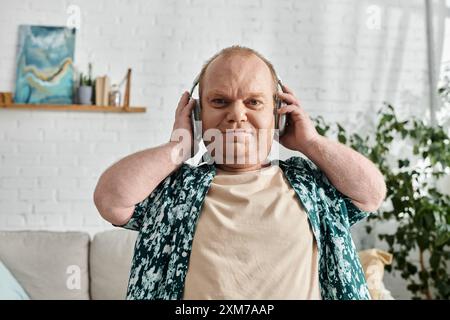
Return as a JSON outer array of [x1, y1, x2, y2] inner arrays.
[[276, 84, 320, 154]]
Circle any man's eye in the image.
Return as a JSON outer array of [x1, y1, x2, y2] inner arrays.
[[212, 99, 227, 106], [247, 99, 261, 106]]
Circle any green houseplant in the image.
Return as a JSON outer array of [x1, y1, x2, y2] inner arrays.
[[313, 103, 450, 299], [77, 63, 93, 105]]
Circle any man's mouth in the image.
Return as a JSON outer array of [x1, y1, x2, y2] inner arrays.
[[223, 129, 254, 135], [222, 129, 254, 142]]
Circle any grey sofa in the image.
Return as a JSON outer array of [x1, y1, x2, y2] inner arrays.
[[0, 229, 396, 300], [0, 229, 137, 300]]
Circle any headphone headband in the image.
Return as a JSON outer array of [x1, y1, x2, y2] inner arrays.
[[189, 74, 200, 97]]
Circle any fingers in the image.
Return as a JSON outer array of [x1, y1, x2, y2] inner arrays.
[[179, 97, 196, 117], [277, 104, 300, 114], [278, 83, 300, 105], [175, 91, 191, 115], [277, 104, 304, 122], [280, 83, 294, 95], [277, 92, 300, 106]]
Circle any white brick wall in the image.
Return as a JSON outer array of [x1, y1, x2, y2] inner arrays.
[[0, 0, 438, 299]]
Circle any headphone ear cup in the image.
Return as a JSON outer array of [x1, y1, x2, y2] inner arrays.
[[279, 113, 287, 136], [190, 99, 203, 157], [274, 98, 280, 130], [191, 99, 202, 137], [193, 99, 201, 121], [274, 97, 287, 136]]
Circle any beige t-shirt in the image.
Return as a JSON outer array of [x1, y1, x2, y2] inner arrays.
[[182, 164, 321, 300]]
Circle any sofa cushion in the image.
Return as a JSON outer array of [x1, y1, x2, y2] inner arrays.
[[89, 229, 137, 300], [359, 248, 393, 300], [0, 231, 90, 299], [0, 260, 29, 300]]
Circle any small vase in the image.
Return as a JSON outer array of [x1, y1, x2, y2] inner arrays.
[[108, 84, 121, 107], [78, 86, 93, 105]]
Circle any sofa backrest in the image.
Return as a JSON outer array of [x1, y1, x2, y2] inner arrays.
[[0, 230, 90, 299], [0, 229, 138, 300], [90, 229, 137, 299]]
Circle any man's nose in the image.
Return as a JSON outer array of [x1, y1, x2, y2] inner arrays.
[[226, 101, 247, 124]]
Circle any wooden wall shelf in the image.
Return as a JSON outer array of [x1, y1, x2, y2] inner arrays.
[[0, 103, 146, 113], [0, 69, 143, 113]]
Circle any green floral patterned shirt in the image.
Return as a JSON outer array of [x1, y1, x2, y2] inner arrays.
[[116, 156, 374, 300]]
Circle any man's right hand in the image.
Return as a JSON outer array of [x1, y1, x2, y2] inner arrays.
[[169, 91, 197, 163], [94, 91, 197, 227]]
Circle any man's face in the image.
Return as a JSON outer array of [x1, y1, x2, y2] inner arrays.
[[200, 54, 276, 168]]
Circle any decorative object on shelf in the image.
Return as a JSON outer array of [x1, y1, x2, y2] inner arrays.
[[104, 68, 132, 109], [123, 68, 132, 110], [14, 25, 76, 105], [94, 75, 110, 106], [108, 84, 121, 107], [0, 92, 13, 104], [77, 63, 93, 105]]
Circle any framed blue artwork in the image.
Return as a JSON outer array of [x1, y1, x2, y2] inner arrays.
[[14, 25, 76, 104]]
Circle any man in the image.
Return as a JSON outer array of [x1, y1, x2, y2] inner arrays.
[[93, 45, 386, 300]]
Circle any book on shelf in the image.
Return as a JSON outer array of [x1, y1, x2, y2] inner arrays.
[[95, 75, 110, 106]]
